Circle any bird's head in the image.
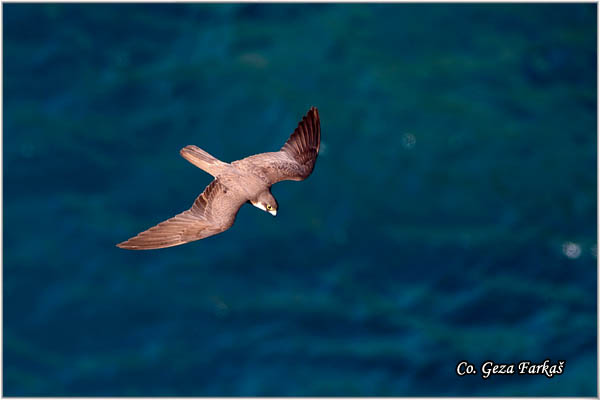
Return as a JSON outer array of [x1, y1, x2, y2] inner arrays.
[[251, 190, 278, 217]]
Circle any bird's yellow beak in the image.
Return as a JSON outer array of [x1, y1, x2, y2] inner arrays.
[[269, 210, 277, 217]]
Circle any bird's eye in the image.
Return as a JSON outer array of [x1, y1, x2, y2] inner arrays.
[[266, 204, 273, 211]]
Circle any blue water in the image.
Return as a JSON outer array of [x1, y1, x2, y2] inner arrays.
[[3, 3, 596, 396]]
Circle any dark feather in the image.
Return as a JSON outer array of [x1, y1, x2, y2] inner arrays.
[[233, 107, 321, 184]]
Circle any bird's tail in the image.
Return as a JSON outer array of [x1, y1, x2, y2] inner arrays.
[[180, 145, 229, 177]]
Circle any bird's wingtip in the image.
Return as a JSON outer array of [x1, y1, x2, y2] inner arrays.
[[116, 241, 130, 249]]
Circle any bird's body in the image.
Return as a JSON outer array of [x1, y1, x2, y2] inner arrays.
[[117, 107, 321, 250]]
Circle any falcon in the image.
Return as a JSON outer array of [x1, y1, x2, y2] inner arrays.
[[117, 107, 321, 250]]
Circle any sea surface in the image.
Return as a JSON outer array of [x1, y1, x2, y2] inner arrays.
[[3, 3, 597, 396]]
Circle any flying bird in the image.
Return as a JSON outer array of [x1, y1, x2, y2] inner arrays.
[[117, 107, 321, 250]]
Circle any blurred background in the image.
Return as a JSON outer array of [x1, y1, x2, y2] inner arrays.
[[3, 3, 596, 396]]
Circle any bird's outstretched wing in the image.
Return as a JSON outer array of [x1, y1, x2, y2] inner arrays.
[[234, 107, 321, 185], [116, 180, 245, 250]]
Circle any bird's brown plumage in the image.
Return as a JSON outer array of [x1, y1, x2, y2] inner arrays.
[[117, 107, 321, 250], [233, 106, 321, 184]]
